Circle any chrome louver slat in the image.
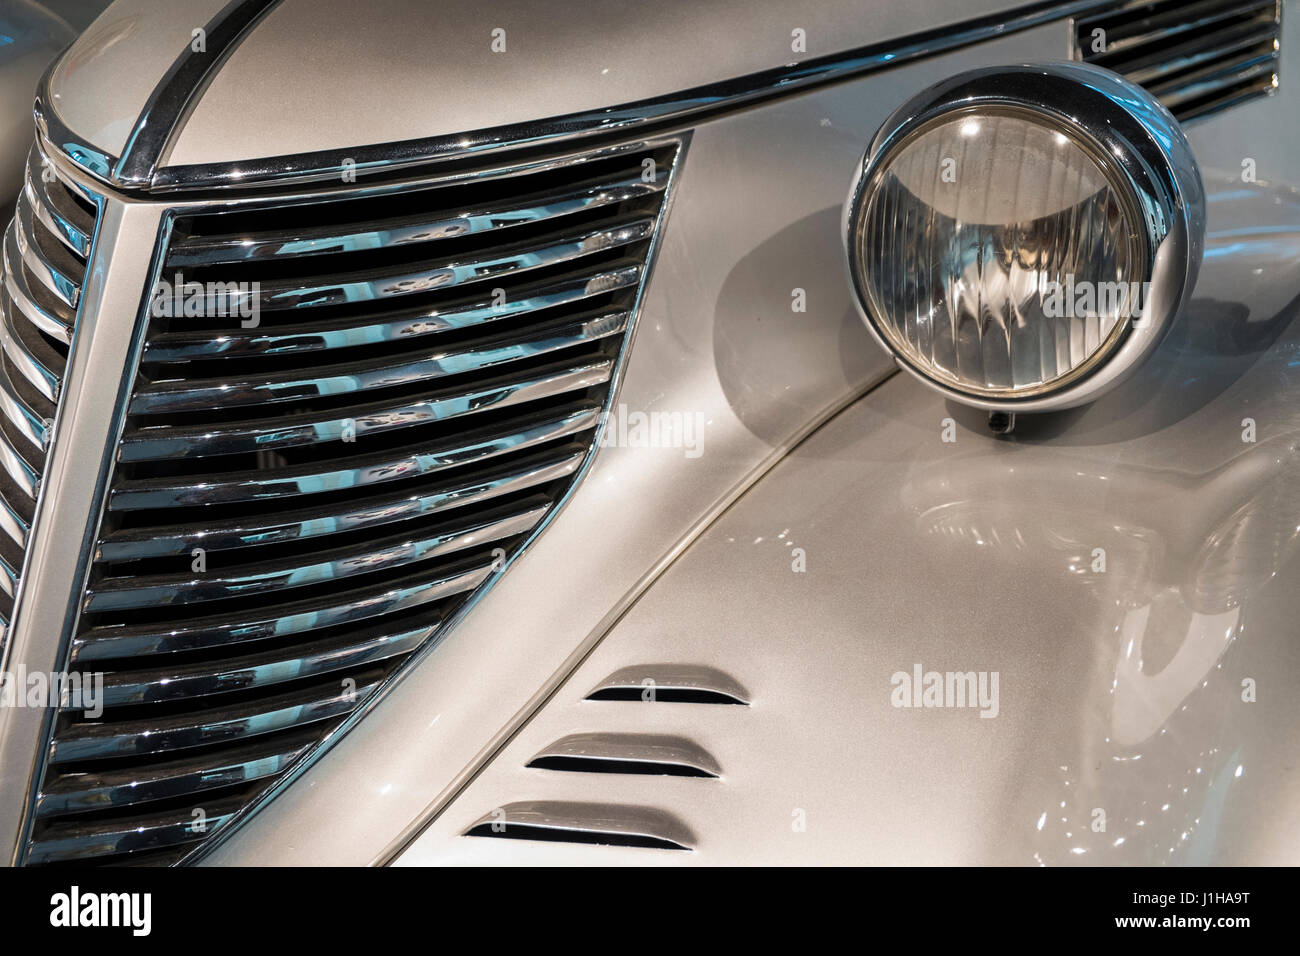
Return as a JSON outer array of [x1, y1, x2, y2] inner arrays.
[[0, 148, 98, 647], [464, 802, 696, 852], [1073, 0, 1282, 122], [526, 733, 723, 777], [462, 664, 749, 855], [26, 141, 680, 865]]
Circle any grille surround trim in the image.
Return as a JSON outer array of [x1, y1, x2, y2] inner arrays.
[[12, 133, 688, 866]]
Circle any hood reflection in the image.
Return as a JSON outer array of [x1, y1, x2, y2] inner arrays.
[[901, 436, 1300, 863]]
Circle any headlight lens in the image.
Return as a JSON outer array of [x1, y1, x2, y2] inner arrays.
[[850, 105, 1147, 399]]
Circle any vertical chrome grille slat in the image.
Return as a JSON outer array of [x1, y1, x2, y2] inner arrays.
[[0, 140, 93, 657], [1073, 0, 1282, 121], [25, 140, 680, 865], [0, 355, 52, 450], [0, 550, 16, 599], [0, 478, 32, 549], [0, 421, 41, 499], [12, 200, 83, 311], [2, 231, 75, 343], [0, 287, 66, 401], [23, 154, 95, 258]]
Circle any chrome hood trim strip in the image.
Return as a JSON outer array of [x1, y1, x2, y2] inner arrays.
[[112, 0, 285, 188], [36, 0, 1115, 195]]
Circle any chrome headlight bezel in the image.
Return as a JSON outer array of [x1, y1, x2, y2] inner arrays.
[[844, 62, 1206, 412]]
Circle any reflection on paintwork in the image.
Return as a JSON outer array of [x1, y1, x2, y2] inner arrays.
[[898, 195, 1300, 863]]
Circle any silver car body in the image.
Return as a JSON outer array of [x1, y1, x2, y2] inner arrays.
[[0, 0, 1297, 865]]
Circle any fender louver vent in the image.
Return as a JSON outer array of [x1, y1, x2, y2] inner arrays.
[[465, 802, 694, 851], [24, 141, 681, 865], [0, 149, 98, 646], [1073, 0, 1281, 122], [527, 732, 722, 777], [585, 663, 751, 704], [465, 665, 747, 853]]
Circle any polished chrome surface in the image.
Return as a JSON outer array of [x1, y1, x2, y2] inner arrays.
[[68, 566, 493, 662], [23, 154, 95, 259], [41, 0, 1112, 192], [21, 140, 682, 865], [166, 169, 668, 266], [850, 105, 1147, 398], [140, 266, 641, 363], [28, 795, 243, 865], [109, 407, 600, 511], [86, 501, 550, 613], [92, 622, 435, 707], [463, 801, 695, 851], [0, 143, 97, 654], [49, 674, 384, 762], [154, 222, 651, 317], [127, 311, 630, 414], [528, 733, 723, 777], [112, 0, 282, 187], [587, 664, 751, 705], [35, 730, 314, 818], [116, 368, 609, 462], [845, 62, 1206, 412], [1072, 0, 1282, 122]]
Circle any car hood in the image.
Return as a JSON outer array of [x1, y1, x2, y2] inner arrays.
[[49, 0, 1025, 176]]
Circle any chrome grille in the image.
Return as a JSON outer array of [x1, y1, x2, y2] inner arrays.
[[0, 149, 98, 648], [26, 141, 680, 865], [1073, 0, 1282, 122]]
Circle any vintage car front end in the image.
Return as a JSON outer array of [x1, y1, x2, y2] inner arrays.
[[0, 0, 1296, 868]]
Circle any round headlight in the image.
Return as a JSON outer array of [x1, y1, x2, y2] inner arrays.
[[845, 63, 1205, 411]]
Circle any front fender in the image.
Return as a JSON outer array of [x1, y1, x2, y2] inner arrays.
[[394, 171, 1300, 864]]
